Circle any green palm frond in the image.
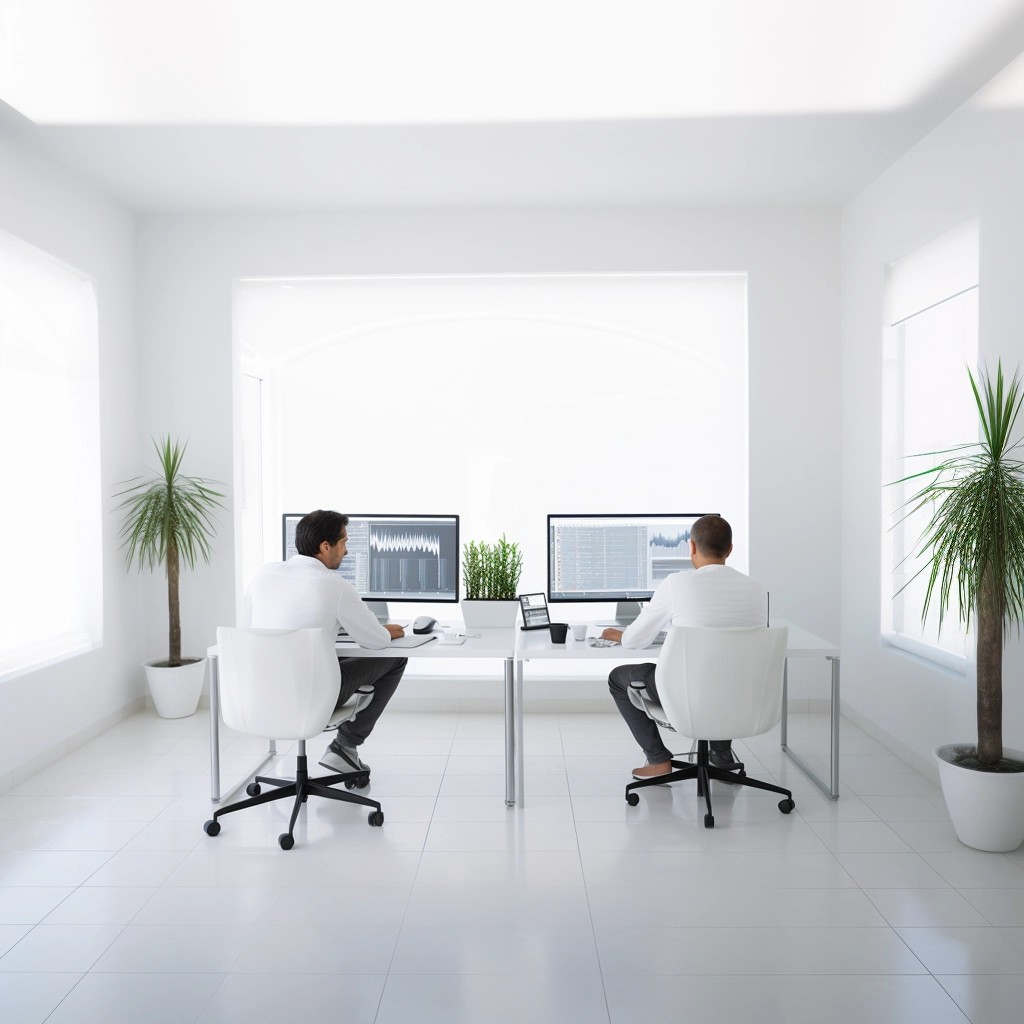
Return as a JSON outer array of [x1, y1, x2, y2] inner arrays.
[[115, 437, 224, 666], [115, 436, 224, 575], [892, 362, 1024, 632]]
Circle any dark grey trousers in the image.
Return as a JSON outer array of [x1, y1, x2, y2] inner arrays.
[[333, 656, 407, 747], [608, 662, 733, 764]]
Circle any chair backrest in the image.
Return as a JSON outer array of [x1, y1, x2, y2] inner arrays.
[[654, 626, 789, 740], [216, 626, 341, 741]]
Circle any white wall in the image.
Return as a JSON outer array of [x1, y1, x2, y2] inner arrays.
[[135, 206, 841, 701], [841, 53, 1024, 772], [0, 115, 144, 785]]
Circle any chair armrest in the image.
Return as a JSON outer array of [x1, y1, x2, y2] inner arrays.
[[325, 685, 375, 730], [626, 682, 674, 731]]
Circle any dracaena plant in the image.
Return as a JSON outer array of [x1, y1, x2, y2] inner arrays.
[[895, 362, 1024, 768], [116, 437, 224, 667]]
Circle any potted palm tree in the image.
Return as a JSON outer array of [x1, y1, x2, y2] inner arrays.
[[461, 534, 524, 629], [897, 362, 1024, 851], [117, 437, 224, 718]]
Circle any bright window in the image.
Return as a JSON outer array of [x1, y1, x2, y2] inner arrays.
[[235, 273, 749, 673], [882, 222, 979, 669], [0, 231, 102, 679]]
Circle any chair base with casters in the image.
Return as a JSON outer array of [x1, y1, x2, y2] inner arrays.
[[204, 738, 383, 850], [625, 656, 795, 829], [625, 738, 795, 828], [204, 648, 383, 851]]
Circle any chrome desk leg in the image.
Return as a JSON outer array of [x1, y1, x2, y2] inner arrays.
[[780, 655, 840, 801], [780, 658, 788, 750], [828, 656, 841, 799], [515, 658, 525, 808], [504, 657, 515, 806], [209, 655, 221, 802]]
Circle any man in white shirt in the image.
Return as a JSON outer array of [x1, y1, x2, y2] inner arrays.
[[247, 509, 407, 776], [601, 515, 768, 780]]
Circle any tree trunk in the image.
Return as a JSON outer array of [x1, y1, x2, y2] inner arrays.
[[976, 569, 1003, 766], [168, 536, 181, 667]]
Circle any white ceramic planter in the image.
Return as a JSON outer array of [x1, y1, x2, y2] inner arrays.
[[935, 743, 1024, 852], [460, 599, 520, 630], [144, 659, 207, 719]]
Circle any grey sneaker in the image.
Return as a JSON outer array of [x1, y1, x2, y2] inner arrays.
[[318, 743, 370, 775]]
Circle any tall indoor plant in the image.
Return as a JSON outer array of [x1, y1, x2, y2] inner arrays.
[[898, 362, 1024, 850], [461, 534, 524, 628], [117, 436, 224, 717]]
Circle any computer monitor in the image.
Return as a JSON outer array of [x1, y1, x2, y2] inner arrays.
[[281, 513, 460, 609], [547, 513, 716, 622]]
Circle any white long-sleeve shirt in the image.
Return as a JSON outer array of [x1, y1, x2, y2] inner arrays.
[[620, 564, 769, 650], [245, 555, 392, 650]]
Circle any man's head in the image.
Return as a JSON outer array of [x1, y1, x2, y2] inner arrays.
[[690, 514, 733, 565], [294, 510, 349, 569]]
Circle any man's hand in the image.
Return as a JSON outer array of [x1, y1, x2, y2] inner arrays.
[[385, 623, 405, 639], [601, 627, 624, 643]]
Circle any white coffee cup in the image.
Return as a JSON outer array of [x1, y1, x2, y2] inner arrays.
[[571, 624, 588, 641]]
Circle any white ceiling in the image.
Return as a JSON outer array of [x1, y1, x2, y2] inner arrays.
[[2, 1, 1024, 210]]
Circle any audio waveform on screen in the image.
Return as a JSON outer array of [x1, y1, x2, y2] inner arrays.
[[649, 530, 691, 553], [369, 529, 443, 559]]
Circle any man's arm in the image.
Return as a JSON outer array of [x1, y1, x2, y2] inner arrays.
[[615, 578, 673, 649], [384, 623, 405, 639], [333, 580, 395, 649]]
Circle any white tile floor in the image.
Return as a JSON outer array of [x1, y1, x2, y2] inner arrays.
[[2, 709, 1024, 1023]]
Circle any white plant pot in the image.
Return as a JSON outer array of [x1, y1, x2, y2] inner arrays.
[[144, 659, 207, 719], [460, 599, 520, 630], [935, 743, 1024, 852]]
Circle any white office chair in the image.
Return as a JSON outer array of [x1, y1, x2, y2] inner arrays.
[[625, 625, 795, 828], [203, 626, 383, 850]]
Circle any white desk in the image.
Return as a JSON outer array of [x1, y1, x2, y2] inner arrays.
[[208, 621, 839, 811], [775, 621, 841, 800], [513, 620, 840, 806], [208, 627, 518, 807]]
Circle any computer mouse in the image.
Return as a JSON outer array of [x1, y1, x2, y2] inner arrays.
[[412, 615, 438, 634]]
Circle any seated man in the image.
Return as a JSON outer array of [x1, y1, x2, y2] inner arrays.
[[602, 514, 768, 780], [246, 509, 407, 776]]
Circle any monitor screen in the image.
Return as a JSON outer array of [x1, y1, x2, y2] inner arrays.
[[547, 513, 716, 603], [282, 513, 460, 603]]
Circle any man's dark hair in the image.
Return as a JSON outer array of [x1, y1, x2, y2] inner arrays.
[[691, 514, 732, 559], [294, 510, 348, 557]]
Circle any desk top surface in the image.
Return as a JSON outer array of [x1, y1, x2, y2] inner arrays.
[[337, 627, 515, 659], [515, 619, 837, 660], [209, 619, 837, 661]]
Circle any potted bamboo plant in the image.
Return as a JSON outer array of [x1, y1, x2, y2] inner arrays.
[[461, 534, 524, 629], [117, 437, 224, 718], [897, 362, 1024, 850]]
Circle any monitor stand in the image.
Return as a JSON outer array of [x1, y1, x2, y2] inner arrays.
[[365, 601, 390, 623], [614, 601, 644, 625]]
